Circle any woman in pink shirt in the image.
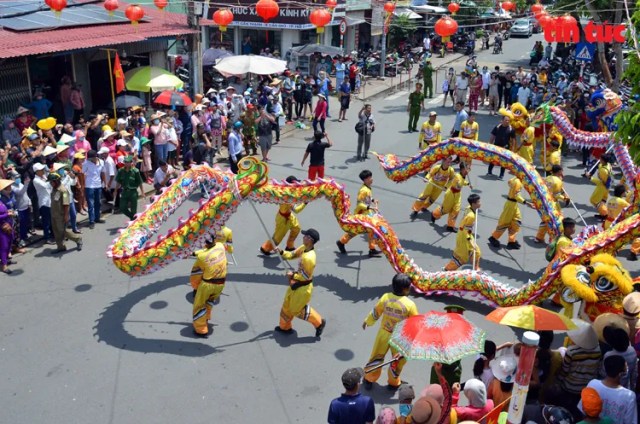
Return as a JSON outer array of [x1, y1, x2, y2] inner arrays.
[[70, 130, 91, 156], [453, 378, 494, 422], [99, 130, 118, 162], [312, 93, 327, 134]]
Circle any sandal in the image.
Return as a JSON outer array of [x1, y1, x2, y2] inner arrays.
[[1, 267, 12, 275]]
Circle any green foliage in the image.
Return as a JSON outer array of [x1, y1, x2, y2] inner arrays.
[[388, 15, 417, 48], [551, 0, 615, 20], [614, 1, 640, 162]]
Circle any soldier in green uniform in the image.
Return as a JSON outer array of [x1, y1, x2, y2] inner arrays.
[[114, 156, 146, 220], [422, 59, 434, 98], [240, 104, 258, 156], [407, 83, 425, 133], [49, 172, 83, 253]]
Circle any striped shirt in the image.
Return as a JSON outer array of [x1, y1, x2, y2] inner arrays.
[[557, 345, 602, 394]]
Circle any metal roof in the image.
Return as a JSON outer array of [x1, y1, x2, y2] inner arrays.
[[0, 0, 196, 59]]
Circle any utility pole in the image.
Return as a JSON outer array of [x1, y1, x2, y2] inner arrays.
[[187, 0, 202, 97]]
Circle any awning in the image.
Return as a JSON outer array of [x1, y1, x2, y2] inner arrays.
[[0, 1, 196, 59], [411, 5, 447, 14], [394, 8, 422, 19]]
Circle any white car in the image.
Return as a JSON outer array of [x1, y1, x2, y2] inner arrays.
[[510, 19, 532, 38]]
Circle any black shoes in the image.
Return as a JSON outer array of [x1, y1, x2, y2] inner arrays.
[[260, 247, 272, 256], [629, 252, 638, 261], [285, 247, 296, 252], [506, 241, 521, 250], [368, 249, 382, 258], [488, 236, 500, 248], [274, 326, 294, 334], [410, 211, 418, 220], [363, 380, 373, 390], [336, 240, 347, 254], [431, 213, 436, 224], [446, 226, 458, 233], [315, 319, 326, 337]]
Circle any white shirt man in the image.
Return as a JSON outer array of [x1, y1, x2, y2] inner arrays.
[[100, 147, 117, 190], [423, 36, 431, 52], [517, 85, 531, 107], [33, 164, 51, 208], [481, 68, 491, 90], [82, 154, 106, 189], [153, 162, 177, 188]]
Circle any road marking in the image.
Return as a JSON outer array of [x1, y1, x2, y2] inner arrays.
[[426, 94, 445, 105], [384, 90, 408, 101]]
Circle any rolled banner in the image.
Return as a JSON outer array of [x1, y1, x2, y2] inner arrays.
[[507, 332, 539, 424]]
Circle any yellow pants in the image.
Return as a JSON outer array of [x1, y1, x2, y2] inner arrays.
[[340, 231, 376, 250], [279, 283, 322, 331], [412, 184, 443, 212], [491, 201, 521, 243], [518, 145, 534, 164], [590, 184, 609, 216], [432, 191, 461, 228], [364, 329, 406, 387], [192, 281, 225, 335], [444, 231, 480, 270], [261, 213, 300, 252]]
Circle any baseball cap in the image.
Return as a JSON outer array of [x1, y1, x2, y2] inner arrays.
[[429, 111, 437, 117], [98, 147, 110, 155], [123, 155, 133, 164], [116, 139, 128, 147], [301, 228, 320, 244], [33, 163, 47, 172], [47, 172, 61, 182], [341, 368, 364, 390]]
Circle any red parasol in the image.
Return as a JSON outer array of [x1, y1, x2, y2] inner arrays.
[[389, 311, 486, 364], [153, 90, 193, 106]]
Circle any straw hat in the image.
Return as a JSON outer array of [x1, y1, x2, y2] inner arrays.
[[567, 319, 599, 350], [56, 144, 69, 154], [59, 133, 75, 144], [53, 162, 68, 172], [0, 179, 13, 191], [102, 129, 117, 139], [42, 145, 58, 156], [592, 313, 629, 342], [17, 106, 29, 115]]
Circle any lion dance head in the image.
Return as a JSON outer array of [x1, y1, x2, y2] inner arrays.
[[586, 89, 623, 128], [499, 102, 529, 134], [560, 253, 634, 321]]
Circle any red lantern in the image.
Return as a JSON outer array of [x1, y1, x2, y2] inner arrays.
[[125, 4, 145, 25], [154, 0, 168, 10], [50, 0, 67, 16], [501, 1, 514, 11], [213, 9, 234, 32], [537, 13, 553, 28], [326, 0, 337, 10], [434, 16, 458, 39], [310, 8, 332, 34], [447, 2, 460, 14], [384, 2, 396, 14], [531, 3, 544, 14], [104, 0, 119, 16], [45, 0, 52, 6], [557, 14, 577, 27], [256, 0, 279, 23]]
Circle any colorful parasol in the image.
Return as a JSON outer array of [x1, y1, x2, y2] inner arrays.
[[124, 66, 184, 92], [153, 90, 192, 107], [389, 311, 486, 364], [485, 305, 577, 331]]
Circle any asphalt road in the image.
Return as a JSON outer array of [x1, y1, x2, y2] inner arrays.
[[3, 33, 636, 423]]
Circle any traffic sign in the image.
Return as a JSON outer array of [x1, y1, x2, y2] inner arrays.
[[575, 41, 595, 62], [339, 18, 347, 35]]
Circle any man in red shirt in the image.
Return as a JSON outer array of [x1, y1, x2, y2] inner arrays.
[[349, 61, 359, 92]]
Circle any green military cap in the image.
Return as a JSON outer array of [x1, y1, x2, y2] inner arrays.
[[123, 155, 134, 164]]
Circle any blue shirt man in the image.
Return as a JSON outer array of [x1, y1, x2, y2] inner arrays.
[[228, 122, 244, 173], [451, 102, 468, 136], [328, 368, 375, 424]]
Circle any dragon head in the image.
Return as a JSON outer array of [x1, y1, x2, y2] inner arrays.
[[585, 89, 622, 126], [559, 253, 634, 321]]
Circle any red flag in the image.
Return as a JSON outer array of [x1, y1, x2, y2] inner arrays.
[[113, 53, 125, 93], [484, 402, 506, 424]]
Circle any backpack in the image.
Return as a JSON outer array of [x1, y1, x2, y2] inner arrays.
[[545, 236, 561, 262]]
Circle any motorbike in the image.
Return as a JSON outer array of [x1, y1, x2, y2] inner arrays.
[[465, 39, 475, 56], [493, 36, 503, 54], [482, 33, 490, 50]]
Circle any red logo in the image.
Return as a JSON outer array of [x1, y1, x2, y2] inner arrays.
[[543, 21, 626, 44]]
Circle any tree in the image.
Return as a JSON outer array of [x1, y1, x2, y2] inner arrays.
[[388, 14, 417, 49], [614, 1, 640, 162]]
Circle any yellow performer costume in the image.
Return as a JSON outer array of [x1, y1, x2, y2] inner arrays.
[[444, 205, 480, 271], [539, 128, 563, 168], [260, 202, 307, 253], [277, 238, 324, 333], [191, 242, 228, 335], [604, 196, 629, 230], [339, 184, 377, 251], [590, 162, 612, 217], [418, 120, 442, 149], [411, 161, 455, 213], [431, 169, 469, 228], [544, 142, 562, 172], [535, 173, 568, 243], [517, 126, 535, 164], [363, 274, 418, 388], [459, 119, 479, 168], [190, 226, 233, 291], [490, 177, 529, 245]]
